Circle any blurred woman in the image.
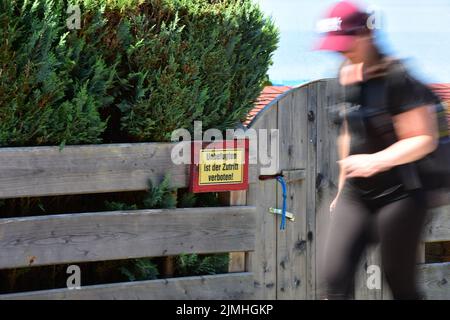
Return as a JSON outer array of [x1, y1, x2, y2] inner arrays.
[[316, 1, 440, 299]]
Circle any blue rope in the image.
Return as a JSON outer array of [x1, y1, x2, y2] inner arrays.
[[276, 176, 287, 230]]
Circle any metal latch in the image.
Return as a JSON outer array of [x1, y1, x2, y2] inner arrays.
[[269, 207, 295, 222]]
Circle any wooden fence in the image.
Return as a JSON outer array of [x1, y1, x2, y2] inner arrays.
[[0, 79, 448, 300], [0, 143, 256, 299]]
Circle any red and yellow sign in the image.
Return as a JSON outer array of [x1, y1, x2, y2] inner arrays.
[[190, 139, 249, 193]]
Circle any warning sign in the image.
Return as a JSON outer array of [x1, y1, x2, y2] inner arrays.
[[199, 149, 244, 185], [190, 139, 249, 193]]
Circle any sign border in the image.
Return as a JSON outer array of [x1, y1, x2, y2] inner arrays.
[[189, 139, 249, 193]]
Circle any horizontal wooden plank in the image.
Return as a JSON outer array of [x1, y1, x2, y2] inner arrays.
[[417, 262, 450, 300], [0, 206, 256, 269], [0, 272, 254, 300], [0, 143, 258, 199], [0, 143, 187, 199], [422, 205, 450, 242]]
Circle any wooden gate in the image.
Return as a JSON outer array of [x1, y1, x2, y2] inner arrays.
[[246, 79, 450, 300]]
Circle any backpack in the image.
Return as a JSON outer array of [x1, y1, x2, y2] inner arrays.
[[414, 100, 450, 202]]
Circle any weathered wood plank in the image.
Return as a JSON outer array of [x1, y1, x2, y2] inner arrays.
[[246, 102, 278, 299], [218, 190, 248, 273], [0, 206, 256, 269], [228, 252, 246, 273], [315, 79, 342, 300], [312, 80, 342, 300], [315, 80, 339, 300], [0, 143, 258, 199], [228, 191, 248, 273], [422, 205, 450, 243], [162, 190, 179, 278], [417, 262, 450, 300], [276, 85, 309, 300], [0, 143, 187, 199], [0, 272, 254, 300]]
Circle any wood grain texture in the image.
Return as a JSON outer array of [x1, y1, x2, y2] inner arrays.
[[276, 85, 309, 300], [313, 80, 343, 299], [218, 190, 249, 273], [246, 103, 278, 299], [0, 206, 256, 269], [0, 272, 254, 300], [227, 190, 248, 273], [422, 205, 450, 243], [0, 143, 188, 199], [417, 262, 450, 300]]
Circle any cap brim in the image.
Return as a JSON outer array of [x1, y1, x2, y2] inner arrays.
[[314, 34, 355, 52]]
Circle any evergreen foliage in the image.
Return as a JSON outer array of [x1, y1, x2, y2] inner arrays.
[[175, 253, 229, 276], [0, 0, 278, 146]]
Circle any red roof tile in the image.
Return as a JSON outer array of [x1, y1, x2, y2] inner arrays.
[[244, 86, 292, 126]]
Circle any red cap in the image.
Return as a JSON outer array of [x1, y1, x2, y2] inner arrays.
[[315, 1, 369, 52]]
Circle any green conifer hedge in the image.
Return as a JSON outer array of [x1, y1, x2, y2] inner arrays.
[[0, 0, 278, 146]]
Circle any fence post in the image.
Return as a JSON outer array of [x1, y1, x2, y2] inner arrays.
[[219, 191, 248, 272]]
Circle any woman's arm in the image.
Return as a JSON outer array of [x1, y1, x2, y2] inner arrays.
[[330, 109, 351, 212], [336, 117, 350, 194], [339, 104, 438, 178], [372, 104, 438, 167]]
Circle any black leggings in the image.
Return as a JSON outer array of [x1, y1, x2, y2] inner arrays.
[[323, 182, 428, 300]]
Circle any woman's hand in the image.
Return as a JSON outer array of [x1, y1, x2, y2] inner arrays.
[[330, 195, 339, 214], [338, 154, 391, 178]]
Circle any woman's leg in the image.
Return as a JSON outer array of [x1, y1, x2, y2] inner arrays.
[[323, 185, 373, 299], [376, 189, 428, 300]]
